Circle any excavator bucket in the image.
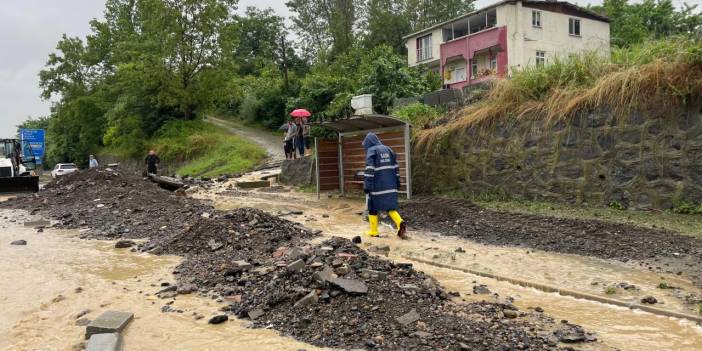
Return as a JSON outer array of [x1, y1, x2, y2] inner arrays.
[[0, 176, 40, 193]]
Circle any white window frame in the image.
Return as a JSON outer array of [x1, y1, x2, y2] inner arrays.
[[532, 10, 541, 27], [569, 18, 581, 36], [490, 56, 497, 70], [471, 61, 478, 79], [535, 51, 546, 66], [416, 34, 433, 62]]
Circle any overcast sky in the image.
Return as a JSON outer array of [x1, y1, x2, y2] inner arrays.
[[0, 0, 697, 138]]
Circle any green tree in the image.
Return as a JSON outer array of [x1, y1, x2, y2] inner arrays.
[[357, 45, 436, 114], [363, 0, 413, 54], [231, 7, 285, 76], [591, 0, 701, 47], [286, 0, 361, 58]]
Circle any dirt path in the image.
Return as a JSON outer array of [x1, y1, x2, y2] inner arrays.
[[206, 117, 284, 163]]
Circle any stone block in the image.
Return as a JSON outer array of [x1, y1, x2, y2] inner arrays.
[[85, 311, 133, 339], [87, 333, 122, 351], [396, 309, 420, 326], [287, 259, 305, 272], [279, 157, 315, 186], [293, 291, 318, 308]]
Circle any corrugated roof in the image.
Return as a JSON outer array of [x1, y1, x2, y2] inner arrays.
[[319, 115, 409, 133], [402, 0, 609, 40]]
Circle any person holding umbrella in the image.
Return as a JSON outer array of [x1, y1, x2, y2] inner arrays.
[[290, 109, 312, 158]]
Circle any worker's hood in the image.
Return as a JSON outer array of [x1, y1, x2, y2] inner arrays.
[[362, 132, 382, 150]]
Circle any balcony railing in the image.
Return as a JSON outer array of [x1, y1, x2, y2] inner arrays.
[[416, 47, 432, 62]]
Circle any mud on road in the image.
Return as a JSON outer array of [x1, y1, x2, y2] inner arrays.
[[0, 169, 598, 350], [402, 198, 702, 288]]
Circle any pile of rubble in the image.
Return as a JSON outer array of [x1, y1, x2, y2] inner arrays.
[[1, 169, 596, 350]]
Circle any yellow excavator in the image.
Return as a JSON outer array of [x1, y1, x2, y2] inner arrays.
[[0, 139, 39, 193]]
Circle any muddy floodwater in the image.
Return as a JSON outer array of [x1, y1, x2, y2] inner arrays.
[[0, 209, 326, 351], [205, 189, 702, 351]]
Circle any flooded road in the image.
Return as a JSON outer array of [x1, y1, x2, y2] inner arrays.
[[205, 187, 702, 351], [0, 209, 325, 351], [3, 180, 702, 351]]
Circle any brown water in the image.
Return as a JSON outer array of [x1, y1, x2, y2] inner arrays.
[[0, 209, 326, 351], [204, 187, 702, 351]]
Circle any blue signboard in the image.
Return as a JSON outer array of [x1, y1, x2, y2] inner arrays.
[[19, 129, 45, 165]]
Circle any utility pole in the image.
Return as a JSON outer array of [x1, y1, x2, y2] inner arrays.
[[280, 35, 289, 91]]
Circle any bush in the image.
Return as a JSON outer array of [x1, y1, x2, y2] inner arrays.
[[670, 201, 702, 215], [391, 102, 442, 127]]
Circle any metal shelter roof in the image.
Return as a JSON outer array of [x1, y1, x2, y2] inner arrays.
[[319, 115, 409, 133]]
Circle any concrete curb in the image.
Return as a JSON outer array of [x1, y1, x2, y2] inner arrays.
[[402, 255, 702, 324]]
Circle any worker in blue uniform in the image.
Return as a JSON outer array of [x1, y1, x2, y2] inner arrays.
[[362, 132, 407, 239]]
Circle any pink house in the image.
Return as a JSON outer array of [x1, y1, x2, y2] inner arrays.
[[405, 1, 610, 89]]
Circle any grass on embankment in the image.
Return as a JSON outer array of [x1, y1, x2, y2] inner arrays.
[[152, 120, 266, 177], [101, 119, 266, 177], [415, 37, 702, 150]]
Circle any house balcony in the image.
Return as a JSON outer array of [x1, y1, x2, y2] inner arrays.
[[439, 26, 508, 89]]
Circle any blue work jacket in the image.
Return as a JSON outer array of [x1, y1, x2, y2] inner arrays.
[[363, 132, 400, 212]]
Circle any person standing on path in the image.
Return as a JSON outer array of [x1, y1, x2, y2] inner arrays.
[[294, 118, 305, 157], [145, 150, 160, 175], [88, 155, 99, 169], [303, 118, 311, 156], [286, 120, 298, 159], [363, 132, 407, 239]]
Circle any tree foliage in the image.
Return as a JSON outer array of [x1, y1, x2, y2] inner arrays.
[[590, 0, 701, 47], [26, 0, 699, 169]]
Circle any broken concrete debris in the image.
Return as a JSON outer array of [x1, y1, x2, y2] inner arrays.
[[86, 333, 123, 351], [396, 309, 420, 326], [85, 311, 134, 339]]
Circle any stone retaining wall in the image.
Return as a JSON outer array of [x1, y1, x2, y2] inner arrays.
[[279, 157, 316, 186], [412, 101, 702, 209]]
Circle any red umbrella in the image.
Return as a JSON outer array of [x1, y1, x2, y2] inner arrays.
[[290, 109, 311, 118]]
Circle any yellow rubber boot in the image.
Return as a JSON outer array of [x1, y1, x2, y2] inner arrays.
[[388, 210, 407, 239], [366, 215, 379, 237]]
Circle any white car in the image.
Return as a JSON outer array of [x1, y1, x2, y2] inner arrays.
[[51, 163, 79, 178]]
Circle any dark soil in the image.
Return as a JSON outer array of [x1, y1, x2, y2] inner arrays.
[[1, 169, 594, 350], [401, 197, 702, 286]]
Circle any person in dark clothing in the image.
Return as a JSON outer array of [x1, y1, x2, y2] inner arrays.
[[363, 132, 407, 239], [294, 119, 305, 157], [145, 149, 160, 175]]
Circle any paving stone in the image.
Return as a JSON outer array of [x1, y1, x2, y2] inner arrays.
[[85, 311, 134, 339], [293, 291, 318, 308], [313, 266, 336, 283], [86, 333, 122, 351], [287, 259, 305, 272], [396, 309, 420, 326], [329, 278, 368, 294]]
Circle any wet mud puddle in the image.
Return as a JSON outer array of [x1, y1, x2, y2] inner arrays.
[[0, 209, 326, 351], [208, 189, 702, 351]]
